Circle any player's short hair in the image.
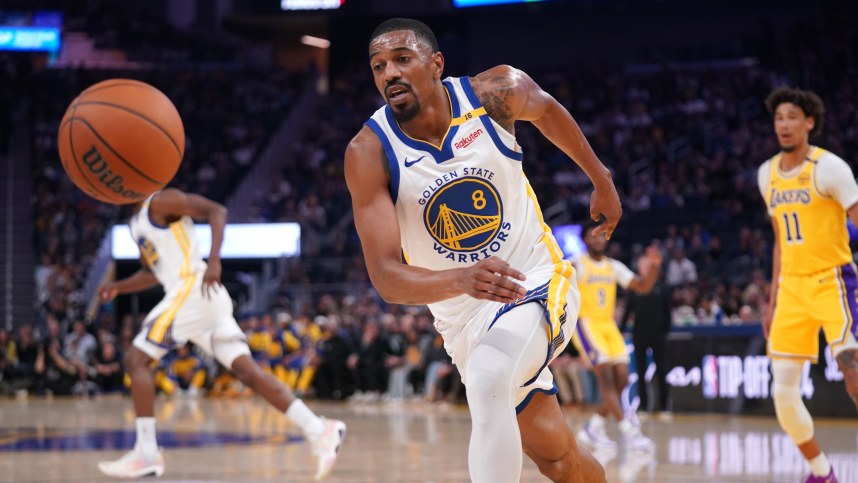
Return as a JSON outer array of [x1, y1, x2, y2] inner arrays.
[[369, 18, 439, 54], [581, 221, 600, 239], [765, 86, 826, 139]]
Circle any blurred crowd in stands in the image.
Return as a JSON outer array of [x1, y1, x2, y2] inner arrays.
[[2, 5, 857, 404]]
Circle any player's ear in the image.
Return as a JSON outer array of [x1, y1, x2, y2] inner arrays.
[[806, 115, 815, 134], [432, 51, 445, 81]]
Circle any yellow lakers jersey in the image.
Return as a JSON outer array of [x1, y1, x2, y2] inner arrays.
[[574, 254, 634, 322], [763, 147, 851, 275]]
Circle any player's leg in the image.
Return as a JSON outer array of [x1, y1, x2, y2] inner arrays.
[[519, 391, 606, 483], [98, 309, 172, 478], [197, 307, 345, 481], [835, 349, 858, 408], [611, 361, 653, 450], [464, 302, 556, 482], [771, 358, 832, 479], [573, 321, 618, 448], [826, 264, 858, 409], [770, 275, 834, 481]]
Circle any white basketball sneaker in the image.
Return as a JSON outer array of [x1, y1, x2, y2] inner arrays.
[[98, 448, 165, 478], [577, 420, 617, 449], [621, 426, 655, 452], [308, 418, 346, 481]]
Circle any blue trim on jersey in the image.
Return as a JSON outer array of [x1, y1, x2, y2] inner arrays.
[[366, 118, 401, 204], [460, 77, 525, 162], [515, 383, 558, 415], [382, 82, 462, 164]]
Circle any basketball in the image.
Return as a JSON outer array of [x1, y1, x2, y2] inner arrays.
[[57, 79, 185, 205]]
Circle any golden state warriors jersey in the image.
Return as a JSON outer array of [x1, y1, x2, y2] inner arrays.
[[574, 254, 634, 322], [366, 76, 572, 323], [762, 147, 852, 275], [129, 193, 207, 293]]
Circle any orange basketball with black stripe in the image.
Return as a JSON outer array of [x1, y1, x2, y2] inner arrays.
[[57, 79, 185, 204]]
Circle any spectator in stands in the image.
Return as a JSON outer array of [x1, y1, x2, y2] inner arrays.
[[666, 248, 698, 287], [14, 325, 40, 393], [347, 322, 392, 402], [92, 341, 123, 393]]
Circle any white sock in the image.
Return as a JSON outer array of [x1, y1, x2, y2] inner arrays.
[[618, 418, 635, 435], [286, 399, 326, 436], [134, 417, 158, 459], [809, 453, 831, 477]]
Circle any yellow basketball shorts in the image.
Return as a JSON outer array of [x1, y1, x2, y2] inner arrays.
[[769, 263, 858, 362], [572, 317, 629, 368]]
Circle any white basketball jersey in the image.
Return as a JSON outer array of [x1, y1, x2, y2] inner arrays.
[[366, 76, 573, 324], [129, 193, 207, 293]]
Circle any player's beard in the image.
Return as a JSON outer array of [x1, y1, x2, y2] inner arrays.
[[391, 99, 421, 123], [781, 144, 797, 153]]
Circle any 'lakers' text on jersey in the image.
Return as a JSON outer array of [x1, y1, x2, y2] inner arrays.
[[366, 76, 573, 325], [759, 147, 858, 275], [129, 194, 207, 293]]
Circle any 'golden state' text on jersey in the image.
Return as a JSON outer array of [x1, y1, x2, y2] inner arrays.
[[365, 76, 573, 327], [129, 193, 207, 293]]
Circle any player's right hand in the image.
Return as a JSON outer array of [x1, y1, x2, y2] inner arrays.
[[97, 283, 120, 303], [589, 182, 622, 240], [762, 307, 774, 339], [459, 256, 527, 304]]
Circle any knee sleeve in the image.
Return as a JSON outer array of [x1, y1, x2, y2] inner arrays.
[[771, 359, 814, 444]]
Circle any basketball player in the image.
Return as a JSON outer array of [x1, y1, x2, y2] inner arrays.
[[572, 224, 661, 451], [96, 189, 345, 480], [345, 18, 621, 482], [759, 86, 858, 483]]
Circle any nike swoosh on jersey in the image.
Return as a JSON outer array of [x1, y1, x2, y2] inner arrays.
[[404, 156, 426, 167]]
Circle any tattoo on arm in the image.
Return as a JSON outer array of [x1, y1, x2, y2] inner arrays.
[[477, 76, 515, 132]]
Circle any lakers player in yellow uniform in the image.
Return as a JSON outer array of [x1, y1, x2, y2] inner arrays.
[[96, 189, 345, 480], [759, 87, 858, 483], [346, 18, 621, 483], [571, 224, 661, 451]]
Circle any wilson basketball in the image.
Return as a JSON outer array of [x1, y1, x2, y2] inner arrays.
[[57, 79, 185, 204]]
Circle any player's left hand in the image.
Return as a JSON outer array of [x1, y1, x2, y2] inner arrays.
[[202, 259, 223, 298]]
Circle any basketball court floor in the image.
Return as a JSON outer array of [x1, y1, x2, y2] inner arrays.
[[1, 395, 855, 482]]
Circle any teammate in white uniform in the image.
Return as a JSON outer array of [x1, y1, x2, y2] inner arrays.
[[96, 189, 345, 481], [345, 18, 622, 483]]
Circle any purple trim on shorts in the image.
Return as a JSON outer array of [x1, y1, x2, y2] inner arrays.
[[575, 321, 599, 367], [839, 263, 858, 338]]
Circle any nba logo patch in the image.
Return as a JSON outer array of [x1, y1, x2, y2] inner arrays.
[[702, 355, 718, 399]]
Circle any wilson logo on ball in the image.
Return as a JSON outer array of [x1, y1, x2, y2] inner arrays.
[[81, 146, 146, 201]]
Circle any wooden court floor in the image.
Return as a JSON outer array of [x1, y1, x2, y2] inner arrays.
[[0, 395, 855, 482]]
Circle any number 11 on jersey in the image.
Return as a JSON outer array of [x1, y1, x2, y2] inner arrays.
[[782, 212, 803, 243]]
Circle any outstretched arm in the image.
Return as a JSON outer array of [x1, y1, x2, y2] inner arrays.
[[471, 65, 622, 239], [149, 188, 228, 297], [344, 126, 527, 306], [627, 245, 662, 294]]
